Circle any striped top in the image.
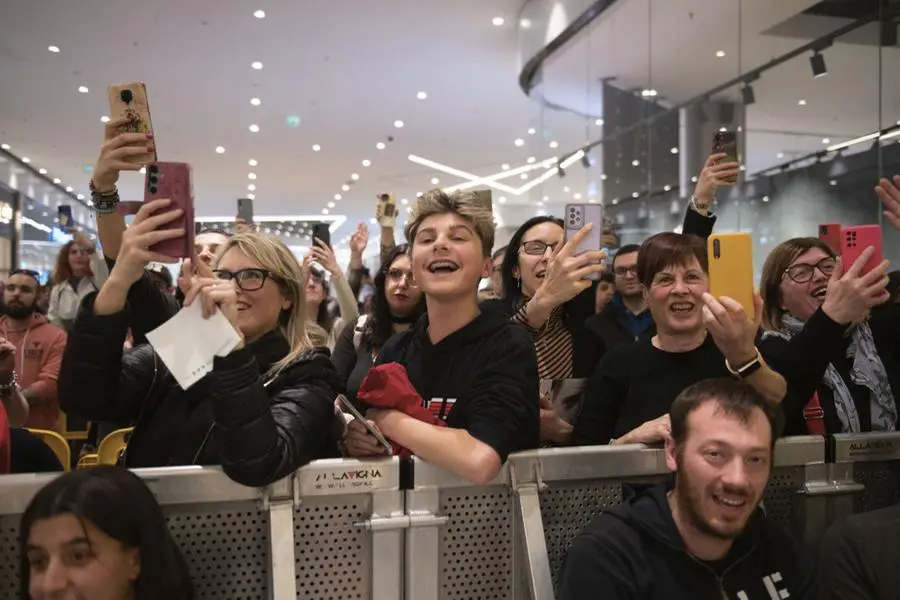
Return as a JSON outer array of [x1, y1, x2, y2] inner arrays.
[[513, 301, 575, 380]]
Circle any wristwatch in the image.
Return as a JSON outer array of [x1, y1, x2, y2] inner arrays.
[[726, 349, 763, 379]]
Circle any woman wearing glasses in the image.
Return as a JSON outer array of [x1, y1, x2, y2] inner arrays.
[[759, 237, 898, 435], [58, 200, 343, 487]]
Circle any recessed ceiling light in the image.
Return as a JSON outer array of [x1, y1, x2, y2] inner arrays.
[[65, 186, 73, 192], [248, 173, 257, 180], [822, 138, 831, 144], [520, 18, 532, 28], [401, 198, 409, 205], [527, 157, 536, 163], [100, 115, 110, 123], [394, 120, 405, 129], [322, 208, 330, 215], [39, 168, 47, 174], [76, 193, 85, 200], [563, 186, 570, 193], [777, 152, 784, 159], [369, 218, 377, 225], [249, 159, 258, 166], [249, 124, 260, 133], [632, 159, 640, 167], [574, 193, 582, 200], [542, 196, 549, 202], [215, 146, 225, 154], [416, 192, 423, 197], [691, 176, 698, 183], [52, 178, 61, 184], [527, 128, 536, 135], [520, 173, 528, 180], [641, 89, 658, 97], [514, 138, 524, 147], [334, 193, 342, 201], [48, 45, 60, 53], [632, 192, 640, 198], [670, 147, 679, 154], [798, 99, 807, 106], [250, 97, 261, 106], [492, 17, 505, 26], [251, 61, 263, 70], [719, 126, 727, 132], [312, 144, 321, 152], [549, 141, 558, 149], [342, 184, 350, 192], [0, 144, 9, 150], [351, 173, 359, 180], [248, 184, 256, 191], [253, 9, 265, 18], [362, 159, 371, 167], [716, 50, 726, 58], [499, 196, 507, 203], [376, 142, 386, 150], [328, 202, 336, 208], [830, 180, 838, 186], [286, 115, 301, 128], [247, 193, 256, 200], [664, 185, 672, 191], [501, 164, 510, 170], [417, 91, 428, 100], [595, 118, 604, 126], [77, 86, 89, 93], [21, 157, 30, 164], [600, 174, 608, 180]]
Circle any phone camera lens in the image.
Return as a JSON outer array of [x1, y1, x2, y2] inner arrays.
[[120, 89, 134, 104], [149, 165, 159, 174], [149, 186, 157, 194]]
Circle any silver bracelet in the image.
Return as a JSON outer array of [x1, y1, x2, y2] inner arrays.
[[0, 371, 19, 395]]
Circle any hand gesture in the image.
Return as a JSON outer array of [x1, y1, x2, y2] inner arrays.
[[310, 238, 342, 278], [702, 291, 762, 367], [694, 153, 740, 203], [536, 224, 606, 308], [350, 223, 369, 255], [539, 394, 573, 444], [623, 414, 671, 445], [343, 418, 389, 457], [108, 199, 184, 287], [92, 116, 154, 192], [875, 175, 900, 229], [183, 259, 239, 327], [0, 338, 16, 377], [821, 249, 890, 324]]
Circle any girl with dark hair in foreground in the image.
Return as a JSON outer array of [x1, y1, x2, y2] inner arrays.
[[19, 466, 193, 600]]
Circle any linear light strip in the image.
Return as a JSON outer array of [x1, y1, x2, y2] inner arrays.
[[516, 150, 586, 195], [408, 155, 522, 195], [442, 159, 559, 193]]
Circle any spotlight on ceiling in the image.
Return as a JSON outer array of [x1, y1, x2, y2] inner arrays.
[[557, 164, 566, 178], [741, 84, 756, 106], [581, 151, 592, 169], [810, 51, 828, 78]]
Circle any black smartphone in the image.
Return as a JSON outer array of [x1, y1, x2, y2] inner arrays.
[[237, 197, 254, 223], [712, 131, 739, 184], [312, 223, 331, 248], [57, 205, 74, 232]]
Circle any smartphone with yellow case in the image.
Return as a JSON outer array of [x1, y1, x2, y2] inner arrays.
[[707, 233, 755, 320]]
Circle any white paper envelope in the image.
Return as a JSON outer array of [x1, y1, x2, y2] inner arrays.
[[146, 300, 243, 390]]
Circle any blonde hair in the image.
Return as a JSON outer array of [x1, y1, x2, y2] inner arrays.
[[214, 232, 312, 375], [404, 188, 495, 257], [305, 321, 329, 349]]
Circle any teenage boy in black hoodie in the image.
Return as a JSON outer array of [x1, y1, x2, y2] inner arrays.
[[559, 378, 816, 600], [343, 189, 540, 484]]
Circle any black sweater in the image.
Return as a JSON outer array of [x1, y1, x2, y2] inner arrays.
[[759, 304, 900, 435], [376, 310, 540, 461], [558, 479, 817, 600], [818, 503, 900, 600]]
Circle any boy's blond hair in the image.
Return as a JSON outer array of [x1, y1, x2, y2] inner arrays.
[[403, 189, 495, 257]]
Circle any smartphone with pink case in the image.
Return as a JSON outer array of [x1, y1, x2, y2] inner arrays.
[[841, 225, 883, 276], [818, 223, 842, 255], [143, 162, 194, 259]]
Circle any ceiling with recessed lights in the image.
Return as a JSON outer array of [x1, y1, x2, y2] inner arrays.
[[0, 0, 599, 252]]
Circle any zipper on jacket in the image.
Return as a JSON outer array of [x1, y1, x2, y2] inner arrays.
[[687, 543, 757, 600]]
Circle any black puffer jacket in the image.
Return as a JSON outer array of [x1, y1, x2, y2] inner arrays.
[[59, 293, 342, 487]]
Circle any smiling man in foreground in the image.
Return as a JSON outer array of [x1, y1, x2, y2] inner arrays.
[[559, 378, 816, 600], [343, 188, 540, 484]]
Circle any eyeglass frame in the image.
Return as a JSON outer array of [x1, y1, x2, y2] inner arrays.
[[520, 239, 560, 256], [783, 257, 837, 284], [212, 267, 282, 292]]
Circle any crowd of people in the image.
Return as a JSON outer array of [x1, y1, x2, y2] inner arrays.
[[1, 118, 899, 598]]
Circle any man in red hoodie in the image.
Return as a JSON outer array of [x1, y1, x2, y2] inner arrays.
[[0, 270, 67, 431]]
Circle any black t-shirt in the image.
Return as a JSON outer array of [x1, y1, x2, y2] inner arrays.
[[572, 335, 732, 445], [376, 311, 540, 461], [332, 315, 375, 407]]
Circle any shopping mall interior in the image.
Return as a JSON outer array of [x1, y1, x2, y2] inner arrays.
[[1, 0, 898, 278]]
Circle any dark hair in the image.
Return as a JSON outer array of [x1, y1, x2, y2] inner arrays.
[[50, 241, 94, 287], [364, 244, 426, 351], [18, 466, 194, 600], [492, 245, 508, 262], [307, 267, 335, 333], [636, 232, 708, 288], [888, 270, 900, 302], [759, 237, 836, 330], [599, 271, 615, 285], [196, 228, 231, 239], [9, 269, 41, 286], [670, 379, 785, 451], [612, 244, 641, 269]]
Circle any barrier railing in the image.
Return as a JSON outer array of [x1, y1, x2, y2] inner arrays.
[[3, 434, 898, 600]]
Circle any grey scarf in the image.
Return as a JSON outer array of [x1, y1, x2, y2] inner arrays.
[[764, 314, 896, 432]]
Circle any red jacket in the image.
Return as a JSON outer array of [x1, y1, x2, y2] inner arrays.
[[0, 403, 9, 474], [0, 313, 67, 431]]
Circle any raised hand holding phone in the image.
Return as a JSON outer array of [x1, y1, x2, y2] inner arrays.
[[695, 153, 740, 206], [376, 193, 397, 228], [92, 116, 155, 192], [821, 249, 891, 325], [534, 224, 607, 309], [702, 291, 763, 368]]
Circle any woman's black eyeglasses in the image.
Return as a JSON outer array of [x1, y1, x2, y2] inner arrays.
[[784, 257, 836, 284], [521, 240, 559, 256], [213, 268, 279, 291]]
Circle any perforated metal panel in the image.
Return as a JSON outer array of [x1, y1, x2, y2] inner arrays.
[[853, 461, 900, 512], [439, 488, 512, 600], [165, 502, 270, 599], [294, 496, 371, 599], [762, 466, 805, 529], [0, 514, 20, 598]]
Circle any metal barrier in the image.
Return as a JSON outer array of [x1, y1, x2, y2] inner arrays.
[[2, 434, 897, 600]]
